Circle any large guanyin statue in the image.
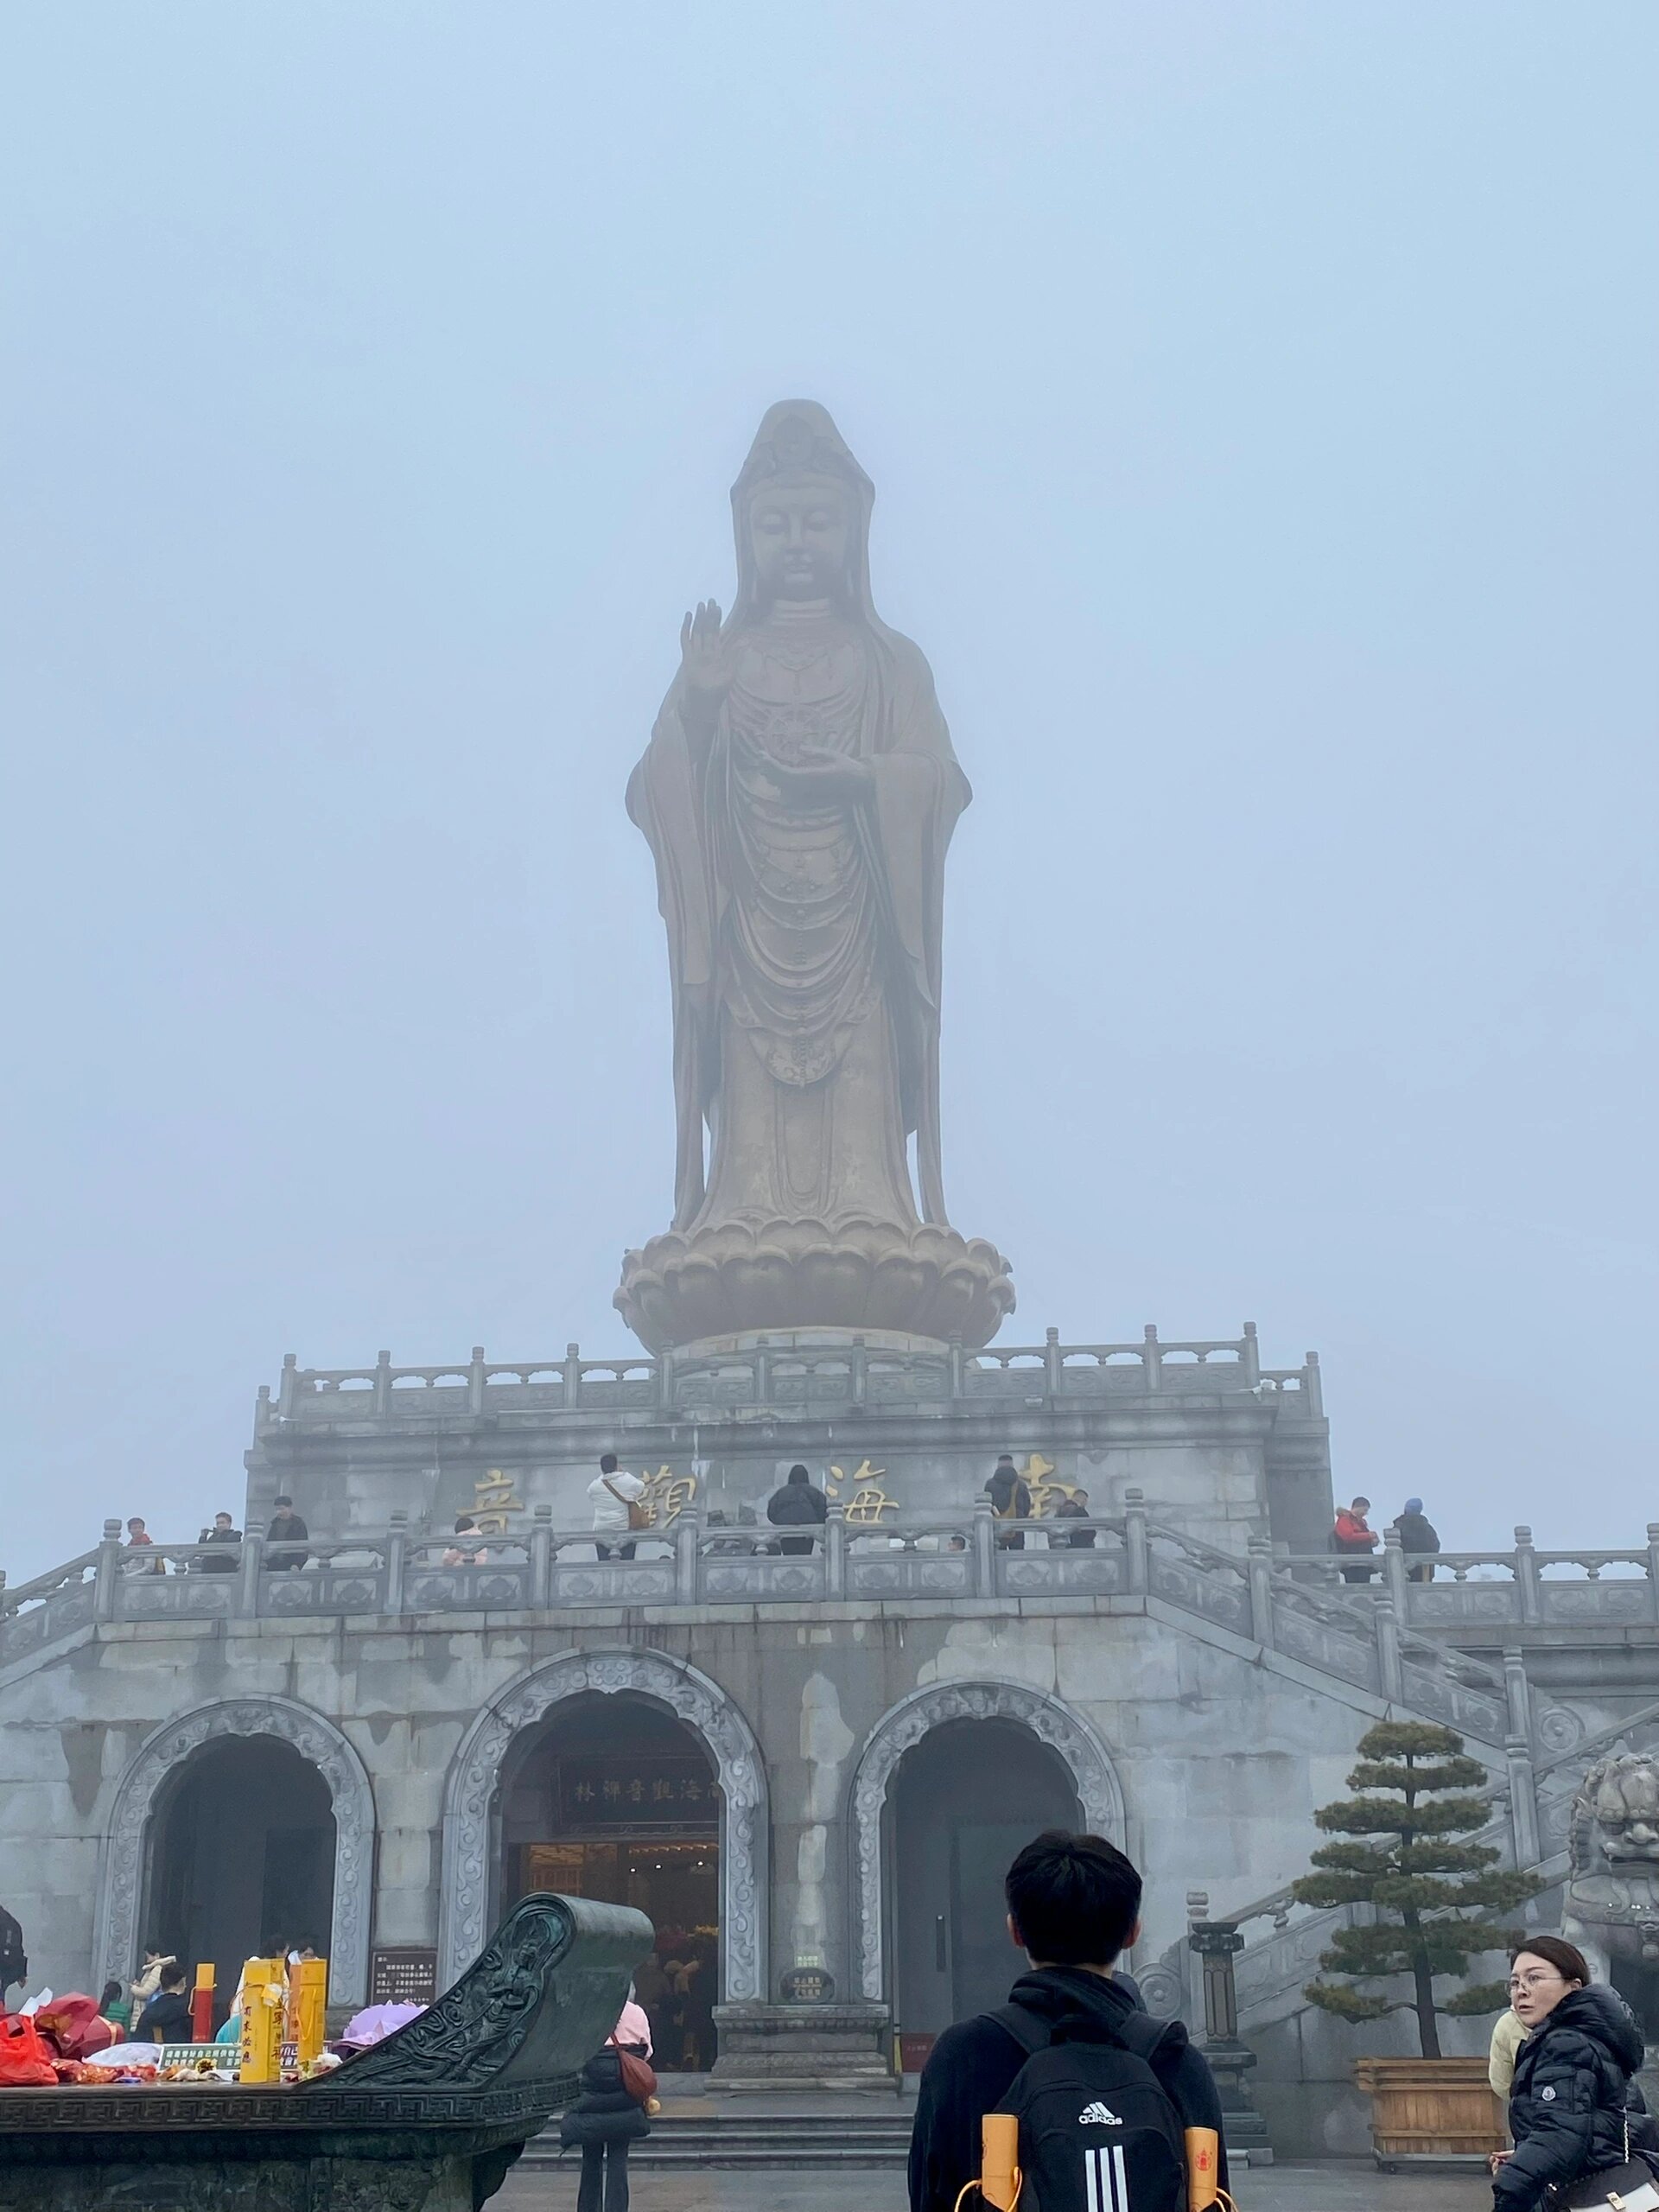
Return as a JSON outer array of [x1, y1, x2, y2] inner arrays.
[[616, 403, 1014, 1353]]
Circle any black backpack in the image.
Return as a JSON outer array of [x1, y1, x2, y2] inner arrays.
[[989, 2001, 1189, 2212]]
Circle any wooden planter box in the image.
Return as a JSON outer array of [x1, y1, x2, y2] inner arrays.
[[1354, 2056, 1505, 2167]]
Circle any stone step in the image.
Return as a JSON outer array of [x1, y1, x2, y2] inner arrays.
[[524, 2111, 914, 2170]]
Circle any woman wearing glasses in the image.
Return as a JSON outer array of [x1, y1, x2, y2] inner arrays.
[[1491, 1936, 1655, 2209]]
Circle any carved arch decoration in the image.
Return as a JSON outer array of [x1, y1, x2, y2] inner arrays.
[[849, 1678, 1125, 2003], [437, 1648, 768, 2001], [94, 1695, 377, 2007]]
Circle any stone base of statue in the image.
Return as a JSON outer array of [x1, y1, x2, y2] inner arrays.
[[614, 1214, 1014, 1353]]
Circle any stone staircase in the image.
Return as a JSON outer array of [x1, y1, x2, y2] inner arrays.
[[523, 2094, 913, 2170]]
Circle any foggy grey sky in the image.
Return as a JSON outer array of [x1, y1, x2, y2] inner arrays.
[[3, 5, 1656, 1580]]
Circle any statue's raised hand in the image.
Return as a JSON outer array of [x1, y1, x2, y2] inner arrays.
[[678, 600, 730, 730]]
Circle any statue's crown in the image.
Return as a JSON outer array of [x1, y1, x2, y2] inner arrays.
[[734, 407, 865, 497]]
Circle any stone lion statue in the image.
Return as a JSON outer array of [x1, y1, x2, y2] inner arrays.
[[1565, 1750, 1659, 1967]]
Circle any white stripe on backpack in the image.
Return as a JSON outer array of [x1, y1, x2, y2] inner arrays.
[[1085, 2143, 1132, 2211]]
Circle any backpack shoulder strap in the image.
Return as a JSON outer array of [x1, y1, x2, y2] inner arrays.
[[985, 2002, 1051, 2059]]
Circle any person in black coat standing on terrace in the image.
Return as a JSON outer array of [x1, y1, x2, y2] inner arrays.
[[1392, 1497, 1440, 1582], [766, 1464, 829, 1555], [193, 1511, 242, 1573], [986, 1453, 1032, 1550], [1491, 1938, 1655, 2212], [264, 1495, 310, 1572]]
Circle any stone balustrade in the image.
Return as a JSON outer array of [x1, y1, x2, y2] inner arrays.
[[257, 1322, 1324, 1427], [1274, 1521, 1659, 1629], [2, 1492, 1517, 1751]]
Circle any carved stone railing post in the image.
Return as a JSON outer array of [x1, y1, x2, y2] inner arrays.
[[563, 1343, 582, 1408], [972, 1500, 996, 1595], [530, 1505, 552, 1608], [1373, 1594, 1404, 1705], [1647, 1524, 1659, 1623], [850, 1336, 868, 1408], [1045, 1326, 1063, 1395], [675, 1510, 701, 1605], [1503, 1647, 1533, 1744], [825, 1503, 847, 1599], [1514, 1525, 1541, 1624], [1507, 1734, 1541, 1866], [238, 1530, 264, 1617], [948, 1336, 964, 1398], [753, 1344, 772, 1404], [1242, 1320, 1261, 1388], [1123, 1488, 1149, 1593], [1304, 1350, 1323, 1419], [1382, 1525, 1409, 1613], [1187, 1906, 1272, 2157], [1142, 1325, 1162, 1393], [1247, 1536, 1274, 1647], [467, 1345, 486, 1414], [255, 1382, 273, 1433], [372, 1348, 392, 1414], [385, 1511, 407, 1616], [93, 1518, 123, 1623], [278, 1351, 299, 1417]]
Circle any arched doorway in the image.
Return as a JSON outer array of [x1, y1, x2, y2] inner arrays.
[[890, 1718, 1080, 2047], [146, 1738, 335, 2025], [96, 1697, 376, 2008], [848, 1679, 1125, 2035], [439, 1649, 768, 2012], [500, 1693, 720, 2068]]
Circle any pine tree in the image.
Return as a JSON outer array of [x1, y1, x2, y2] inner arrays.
[[1293, 1719, 1543, 2058]]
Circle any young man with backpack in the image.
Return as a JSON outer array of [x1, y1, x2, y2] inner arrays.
[[908, 1829, 1228, 2212]]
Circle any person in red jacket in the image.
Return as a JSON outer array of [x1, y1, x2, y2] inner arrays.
[[1331, 1497, 1379, 1584]]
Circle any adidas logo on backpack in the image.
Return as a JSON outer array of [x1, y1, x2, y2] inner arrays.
[[1078, 2101, 1122, 2126]]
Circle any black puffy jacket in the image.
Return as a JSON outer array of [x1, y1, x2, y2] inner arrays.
[[1496, 1984, 1649, 2211], [767, 1481, 827, 1528], [558, 2045, 650, 2149]]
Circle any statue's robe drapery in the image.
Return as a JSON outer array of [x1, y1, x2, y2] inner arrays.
[[627, 626, 967, 1237]]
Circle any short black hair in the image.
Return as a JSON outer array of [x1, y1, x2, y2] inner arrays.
[[1005, 1830, 1141, 1966], [788, 1464, 810, 1482], [1512, 1935, 1590, 1986], [453, 1514, 476, 1533], [99, 1980, 124, 2007], [158, 1963, 188, 1991], [600, 1452, 619, 1475], [273, 1495, 293, 1509]]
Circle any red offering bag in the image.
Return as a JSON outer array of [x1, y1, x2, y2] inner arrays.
[[33, 1995, 116, 2062], [0, 2013, 61, 2086], [608, 2038, 658, 2105]]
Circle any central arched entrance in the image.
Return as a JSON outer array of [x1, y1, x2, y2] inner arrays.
[[500, 1694, 720, 2068], [439, 1649, 769, 2025], [146, 1737, 335, 2026]]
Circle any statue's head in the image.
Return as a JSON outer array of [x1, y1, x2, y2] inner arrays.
[[730, 402, 875, 620], [1590, 1753, 1659, 1867]]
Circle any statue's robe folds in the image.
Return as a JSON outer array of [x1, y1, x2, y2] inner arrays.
[[627, 624, 968, 1239]]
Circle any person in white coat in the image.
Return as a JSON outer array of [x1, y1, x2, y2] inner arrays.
[[589, 1452, 645, 1562]]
